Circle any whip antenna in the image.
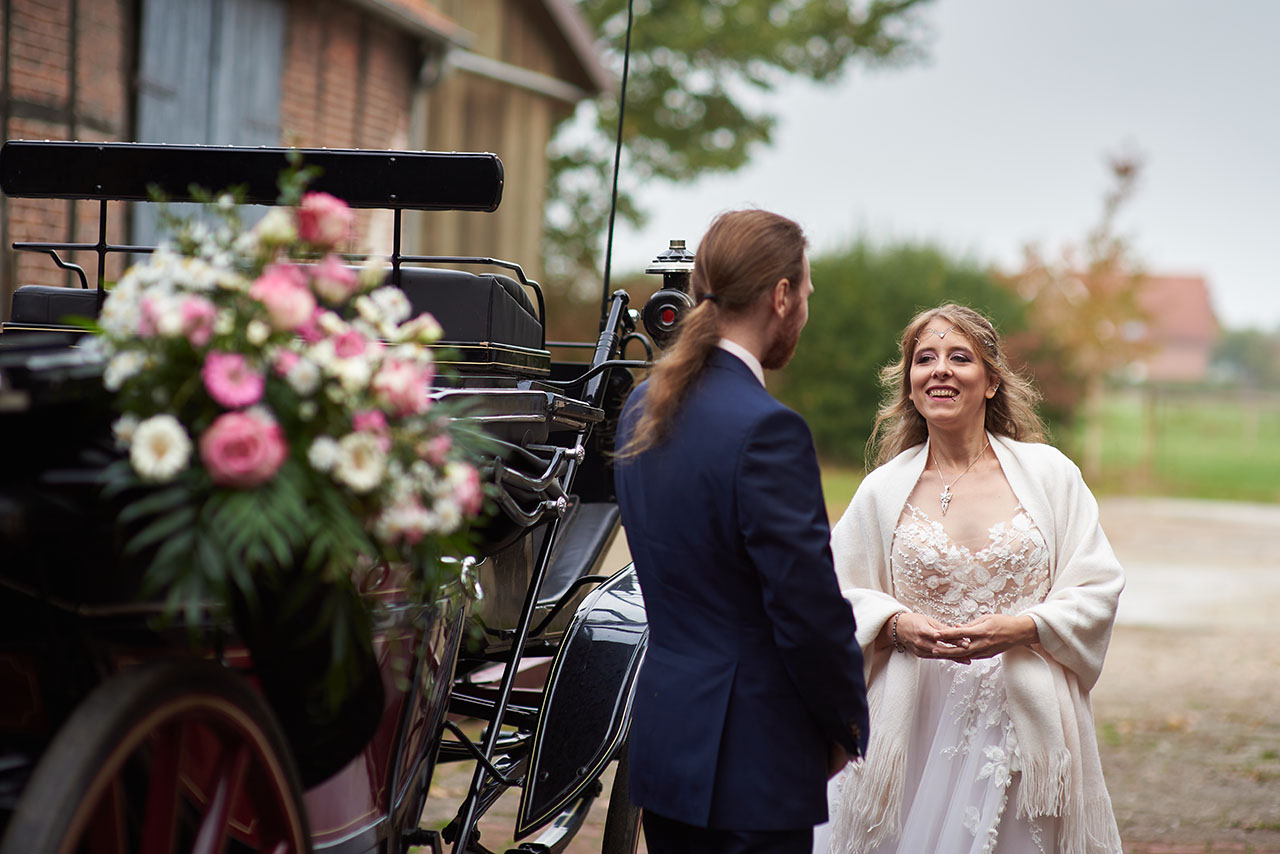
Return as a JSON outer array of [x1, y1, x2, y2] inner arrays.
[[600, 0, 635, 323]]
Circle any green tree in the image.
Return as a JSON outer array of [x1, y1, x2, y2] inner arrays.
[[775, 239, 1029, 464], [1213, 327, 1280, 388], [546, 0, 934, 291], [1012, 152, 1150, 479]]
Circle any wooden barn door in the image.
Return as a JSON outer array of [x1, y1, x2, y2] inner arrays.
[[133, 0, 286, 244]]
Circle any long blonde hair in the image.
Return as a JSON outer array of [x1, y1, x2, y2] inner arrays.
[[618, 209, 807, 458], [867, 303, 1046, 468]]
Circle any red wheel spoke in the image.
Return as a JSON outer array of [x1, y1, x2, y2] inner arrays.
[[191, 742, 250, 854], [140, 724, 183, 854], [86, 778, 127, 854]]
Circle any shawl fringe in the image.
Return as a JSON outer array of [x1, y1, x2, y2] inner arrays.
[[1057, 794, 1125, 854], [828, 746, 905, 854], [1015, 747, 1072, 819]]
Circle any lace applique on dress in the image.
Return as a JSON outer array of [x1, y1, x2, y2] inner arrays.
[[889, 503, 1053, 854], [891, 503, 1051, 626]]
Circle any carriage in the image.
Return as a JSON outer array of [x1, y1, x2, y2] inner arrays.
[[0, 139, 688, 853]]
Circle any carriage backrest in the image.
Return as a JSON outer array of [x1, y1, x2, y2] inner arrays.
[[1, 140, 550, 376]]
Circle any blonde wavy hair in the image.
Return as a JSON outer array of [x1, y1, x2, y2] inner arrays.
[[867, 303, 1047, 468]]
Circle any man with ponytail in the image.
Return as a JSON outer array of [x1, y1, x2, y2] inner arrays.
[[615, 209, 869, 854]]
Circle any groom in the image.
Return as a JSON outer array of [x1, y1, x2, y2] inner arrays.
[[614, 209, 869, 853]]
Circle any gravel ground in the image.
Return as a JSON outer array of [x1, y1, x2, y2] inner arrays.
[[421, 497, 1280, 853]]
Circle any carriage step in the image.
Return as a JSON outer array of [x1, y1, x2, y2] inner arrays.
[[400, 826, 443, 853]]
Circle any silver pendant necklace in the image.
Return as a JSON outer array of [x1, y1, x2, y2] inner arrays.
[[930, 439, 990, 516]]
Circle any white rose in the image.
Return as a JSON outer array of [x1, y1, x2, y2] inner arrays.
[[286, 358, 321, 396], [246, 319, 271, 346], [333, 432, 386, 493], [307, 435, 340, 472], [433, 496, 462, 534], [104, 351, 146, 391], [129, 414, 192, 482], [253, 207, 297, 246], [112, 413, 140, 449], [214, 309, 236, 335]]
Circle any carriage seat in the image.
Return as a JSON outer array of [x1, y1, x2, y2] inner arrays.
[[9, 285, 100, 326], [387, 267, 542, 352]]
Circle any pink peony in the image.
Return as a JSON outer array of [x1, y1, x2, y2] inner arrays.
[[250, 264, 315, 331], [199, 410, 287, 488], [180, 296, 217, 347], [202, 351, 265, 408], [333, 329, 368, 359], [311, 254, 360, 305], [296, 192, 353, 248], [371, 358, 432, 417]]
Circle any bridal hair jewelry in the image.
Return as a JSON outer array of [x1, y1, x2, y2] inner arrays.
[[930, 439, 990, 516], [915, 325, 956, 343]]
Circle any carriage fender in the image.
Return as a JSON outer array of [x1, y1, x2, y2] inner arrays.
[[515, 563, 647, 839]]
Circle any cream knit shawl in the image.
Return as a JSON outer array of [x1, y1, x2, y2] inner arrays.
[[827, 433, 1124, 854]]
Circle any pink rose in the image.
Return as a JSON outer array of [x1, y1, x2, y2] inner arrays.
[[296, 192, 353, 248], [273, 349, 300, 376], [371, 358, 432, 417], [296, 307, 327, 344], [311, 254, 360, 305], [333, 329, 368, 359], [199, 410, 287, 488], [420, 434, 451, 465], [250, 264, 315, 331], [180, 296, 217, 347], [352, 409, 388, 434], [202, 351, 265, 408], [449, 463, 483, 516]]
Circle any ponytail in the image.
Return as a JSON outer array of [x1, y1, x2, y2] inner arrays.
[[617, 209, 807, 459], [616, 300, 720, 458]]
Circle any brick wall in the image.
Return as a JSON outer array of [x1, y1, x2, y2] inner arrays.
[[2, 0, 424, 320], [280, 0, 419, 250], [1, 0, 132, 317]]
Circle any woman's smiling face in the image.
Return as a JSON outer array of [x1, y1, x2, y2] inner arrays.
[[908, 321, 999, 431]]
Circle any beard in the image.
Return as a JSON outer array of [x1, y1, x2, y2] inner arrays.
[[761, 301, 806, 370]]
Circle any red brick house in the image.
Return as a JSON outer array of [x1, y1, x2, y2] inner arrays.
[[0, 0, 608, 318], [1127, 274, 1220, 384]]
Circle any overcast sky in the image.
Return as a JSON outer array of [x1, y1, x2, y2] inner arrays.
[[607, 0, 1279, 331]]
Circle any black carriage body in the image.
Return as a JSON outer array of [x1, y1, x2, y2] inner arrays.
[[0, 140, 647, 853]]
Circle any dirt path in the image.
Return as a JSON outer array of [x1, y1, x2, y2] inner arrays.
[[421, 497, 1280, 852], [1092, 498, 1280, 852]]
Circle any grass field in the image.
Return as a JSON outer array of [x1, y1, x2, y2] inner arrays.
[[1072, 387, 1280, 503], [820, 387, 1280, 507]]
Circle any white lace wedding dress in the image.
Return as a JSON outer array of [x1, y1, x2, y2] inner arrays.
[[817, 503, 1059, 854]]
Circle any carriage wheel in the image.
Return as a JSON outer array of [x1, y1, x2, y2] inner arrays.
[[600, 742, 641, 854], [0, 658, 311, 854]]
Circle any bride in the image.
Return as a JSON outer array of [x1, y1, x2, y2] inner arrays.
[[816, 304, 1125, 854]]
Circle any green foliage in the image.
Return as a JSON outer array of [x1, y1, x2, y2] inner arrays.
[[1213, 327, 1280, 388], [545, 0, 934, 285], [775, 239, 1028, 464]]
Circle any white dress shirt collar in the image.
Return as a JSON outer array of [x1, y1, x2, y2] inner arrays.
[[717, 338, 765, 387]]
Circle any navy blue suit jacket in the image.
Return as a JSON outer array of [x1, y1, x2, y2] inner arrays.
[[614, 348, 869, 831]]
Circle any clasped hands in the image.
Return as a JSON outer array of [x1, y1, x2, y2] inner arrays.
[[886, 611, 1038, 663]]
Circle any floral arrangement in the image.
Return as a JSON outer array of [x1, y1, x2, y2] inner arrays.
[[89, 166, 489, 696]]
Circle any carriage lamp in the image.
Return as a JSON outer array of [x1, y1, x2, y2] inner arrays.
[[641, 239, 696, 349]]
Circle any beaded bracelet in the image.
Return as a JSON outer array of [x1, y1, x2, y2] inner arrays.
[[891, 611, 907, 653]]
